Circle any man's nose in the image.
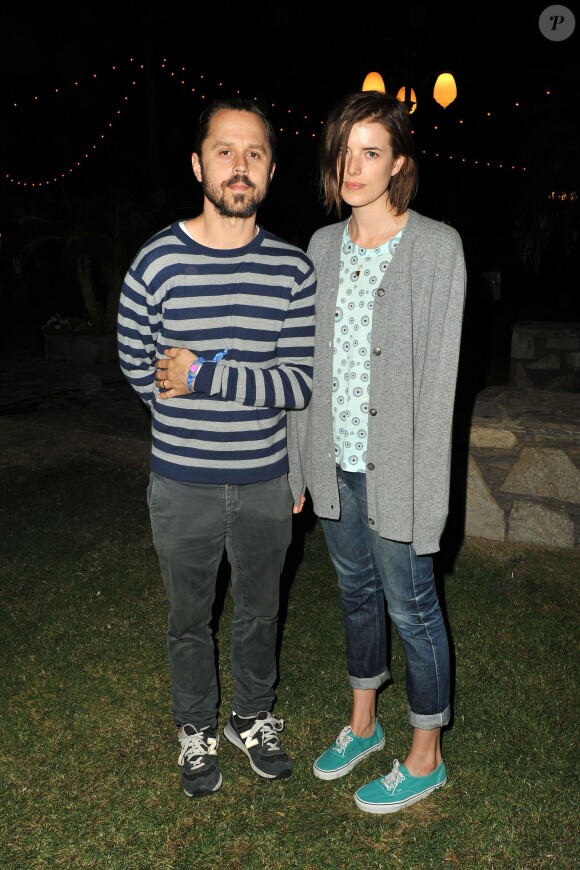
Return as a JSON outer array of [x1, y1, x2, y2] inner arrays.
[[234, 155, 249, 175]]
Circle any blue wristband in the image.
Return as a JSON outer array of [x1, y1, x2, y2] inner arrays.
[[187, 357, 206, 392], [186, 349, 229, 393]]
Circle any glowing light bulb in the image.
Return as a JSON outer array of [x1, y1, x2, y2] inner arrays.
[[362, 72, 386, 93]]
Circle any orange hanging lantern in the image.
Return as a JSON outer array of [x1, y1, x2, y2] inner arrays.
[[362, 72, 386, 93], [433, 72, 457, 108], [396, 86, 417, 113]]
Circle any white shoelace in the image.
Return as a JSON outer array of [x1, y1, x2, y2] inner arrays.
[[382, 759, 405, 790], [246, 715, 284, 751], [178, 729, 218, 766], [334, 726, 353, 754]]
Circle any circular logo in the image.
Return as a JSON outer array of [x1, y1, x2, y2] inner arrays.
[[539, 5, 575, 40]]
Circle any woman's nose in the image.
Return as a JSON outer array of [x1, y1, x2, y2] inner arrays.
[[346, 157, 360, 176]]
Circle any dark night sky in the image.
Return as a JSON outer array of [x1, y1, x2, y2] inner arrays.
[[4, 3, 576, 101]]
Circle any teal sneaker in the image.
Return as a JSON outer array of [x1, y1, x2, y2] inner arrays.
[[354, 759, 447, 813], [313, 722, 385, 780]]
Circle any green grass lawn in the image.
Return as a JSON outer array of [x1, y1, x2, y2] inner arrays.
[[1, 417, 578, 869]]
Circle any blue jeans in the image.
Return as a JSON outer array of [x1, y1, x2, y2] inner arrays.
[[148, 472, 293, 729], [320, 467, 451, 730]]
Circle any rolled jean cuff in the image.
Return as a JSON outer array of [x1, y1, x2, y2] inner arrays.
[[407, 703, 451, 730], [348, 668, 390, 691]]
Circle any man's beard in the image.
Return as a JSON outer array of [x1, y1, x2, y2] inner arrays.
[[202, 172, 269, 218]]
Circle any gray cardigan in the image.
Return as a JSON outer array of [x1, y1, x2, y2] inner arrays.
[[287, 209, 466, 555]]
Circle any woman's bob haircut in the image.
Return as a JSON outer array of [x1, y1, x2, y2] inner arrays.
[[318, 90, 418, 218]]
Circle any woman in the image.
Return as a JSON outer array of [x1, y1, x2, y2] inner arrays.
[[288, 90, 466, 813]]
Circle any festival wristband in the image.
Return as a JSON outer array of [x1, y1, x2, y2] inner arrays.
[[186, 357, 206, 392], [186, 349, 229, 392]]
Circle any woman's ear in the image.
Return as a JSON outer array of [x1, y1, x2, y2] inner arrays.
[[391, 154, 405, 177]]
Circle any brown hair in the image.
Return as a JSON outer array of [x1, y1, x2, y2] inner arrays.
[[318, 91, 418, 217], [193, 97, 276, 165]]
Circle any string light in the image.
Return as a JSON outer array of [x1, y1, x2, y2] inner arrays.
[[6, 59, 145, 186], [419, 148, 527, 172], [4, 56, 556, 187]]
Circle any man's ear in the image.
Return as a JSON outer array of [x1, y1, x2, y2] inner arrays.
[[192, 153, 202, 183], [269, 162, 276, 182]]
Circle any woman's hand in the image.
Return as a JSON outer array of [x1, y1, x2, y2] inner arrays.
[[292, 494, 306, 514]]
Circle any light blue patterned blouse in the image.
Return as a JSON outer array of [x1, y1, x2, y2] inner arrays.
[[333, 220, 404, 472]]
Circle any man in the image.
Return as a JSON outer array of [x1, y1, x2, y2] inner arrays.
[[117, 98, 315, 798]]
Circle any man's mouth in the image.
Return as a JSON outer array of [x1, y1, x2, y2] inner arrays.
[[227, 174, 255, 190]]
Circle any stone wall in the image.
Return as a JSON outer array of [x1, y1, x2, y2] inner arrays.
[[510, 321, 580, 391], [464, 387, 580, 550]]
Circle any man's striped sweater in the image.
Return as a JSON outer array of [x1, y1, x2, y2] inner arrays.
[[117, 222, 316, 485]]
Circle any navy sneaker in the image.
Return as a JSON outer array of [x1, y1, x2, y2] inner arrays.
[[224, 711, 293, 779], [177, 724, 222, 797]]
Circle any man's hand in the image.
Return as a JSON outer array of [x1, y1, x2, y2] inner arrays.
[[155, 347, 197, 399]]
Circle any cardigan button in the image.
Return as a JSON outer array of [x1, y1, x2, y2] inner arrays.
[[367, 462, 375, 471], [369, 408, 377, 416], [369, 518, 375, 525], [377, 288, 385, 297], [373, 347, 382, 355]]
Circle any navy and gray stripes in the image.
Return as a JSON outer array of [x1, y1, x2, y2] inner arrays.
[[117, 222, 316, 485]]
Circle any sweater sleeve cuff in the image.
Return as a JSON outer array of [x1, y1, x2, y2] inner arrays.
[[191, 361, 215, 394], [412, 525, 444, 556]]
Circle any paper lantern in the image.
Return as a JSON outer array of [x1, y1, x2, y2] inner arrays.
[[362, 72, 386, 93], [433, 72, 457, 108], [396, 86, 417, 113]]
